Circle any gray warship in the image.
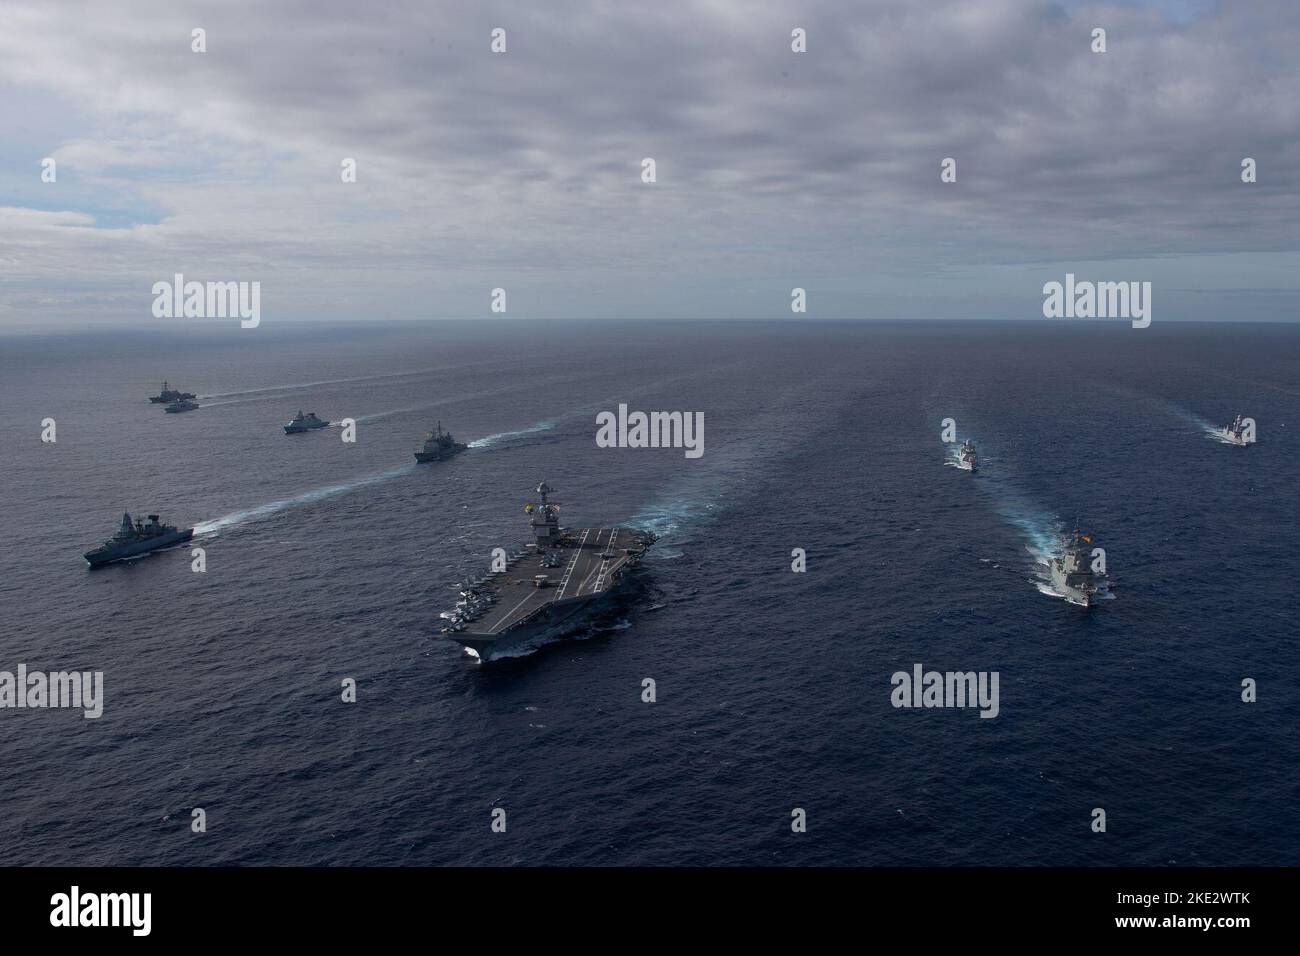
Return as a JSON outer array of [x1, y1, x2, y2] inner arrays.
[[1048, 528, 1109, 607], [1218, 414, 1251, 446], [165, 397, 199, 413], [957, 438, 978, 471], [414, 422, 468, 462], [441, 481, 656, 661], [284, 410, 329, 434], [84, 513, 194, 567], [149, 380, 196, 404]]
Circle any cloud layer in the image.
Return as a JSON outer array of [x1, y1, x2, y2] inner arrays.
[[1, 0, 1298, 325]]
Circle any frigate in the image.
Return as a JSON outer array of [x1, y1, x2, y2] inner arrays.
[[164, 398, 199, 413], [414, 422, 468, 462], [957, 438, 978, 471], [441, 481, 656, 661], [84, 513, 194, 567], [148, 380, 196, 404], [284, 410, 329, 434], [1048, 528, 1109, 607]]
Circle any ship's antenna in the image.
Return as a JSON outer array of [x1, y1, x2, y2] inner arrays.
[[525, 481, 562, 545]]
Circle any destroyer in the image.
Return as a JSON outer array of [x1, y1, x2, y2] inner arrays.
[[441, 481, 656, 661], [148, 380, 196, 404], [164, 398, 199, 413], [284, 410, 329, 434], [957, 438, 978, 471], [1218, 414, 1253, 446], [1048, 529, 1109, 607], [414, 422, 468, 462], [83, 513, 194, 567]]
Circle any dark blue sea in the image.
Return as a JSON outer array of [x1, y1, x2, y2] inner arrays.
[[1, 319, 1296, 866]]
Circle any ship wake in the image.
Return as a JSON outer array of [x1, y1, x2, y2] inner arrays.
[[198, 366, 451, 402], [468, 420, 558, 448], [1167, 404, 1229, 442], [969, 466, 1072, 597], [1204, 428, 1241, 445], [629, 376, 862, 558], [1116, 390, 1231, 443], [194, 465, 414, 534], [627, 497, 721, 559]]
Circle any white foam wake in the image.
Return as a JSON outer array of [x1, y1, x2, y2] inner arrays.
[[198, 366, 449, 401], [468, 420, 557, 448], [194, 465, 414, 534]]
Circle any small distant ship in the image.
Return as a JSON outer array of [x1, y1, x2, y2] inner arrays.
[[284, 411, 329, 434], [957, 439, 978, 471], [1218, 414, 1252, 446], [441, 481, 656, 661], [414, 422, 468, 463], [164, 398, 199, 413], [148, 380, 196, 404], [1048, 529, 1109, 607], [83, 513, 194, 567]]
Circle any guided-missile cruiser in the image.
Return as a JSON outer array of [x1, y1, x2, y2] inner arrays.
[[148, 380, 196, 404], [83, 513, 194, 567], [957, 438, 978, 471], [1218, 414, 1252, 446], [1048, 528, 1109, 607], [284, 411, 329, 434], [441, 481, 656, 661], [414, 422, 467, 462]]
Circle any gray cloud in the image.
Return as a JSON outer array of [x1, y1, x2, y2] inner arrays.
[[0, 0, 1297, 325]]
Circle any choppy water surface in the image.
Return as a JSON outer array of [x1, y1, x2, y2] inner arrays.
[[1, 320, 1295, 865]]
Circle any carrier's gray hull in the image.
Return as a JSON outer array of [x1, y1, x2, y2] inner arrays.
[[453, 591, 610, 660], [446, 525, 653, 661]]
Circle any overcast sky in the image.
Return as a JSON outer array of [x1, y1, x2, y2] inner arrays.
[[1, 0, 1297, 327]]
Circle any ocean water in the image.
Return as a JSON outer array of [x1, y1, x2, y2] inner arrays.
[[0, 319, 1296, 866]]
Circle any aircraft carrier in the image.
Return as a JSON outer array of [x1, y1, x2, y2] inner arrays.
[[441, 481, 656, 661]]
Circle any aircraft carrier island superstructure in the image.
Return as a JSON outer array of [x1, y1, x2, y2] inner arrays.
[[441, 481, 656, 661]]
